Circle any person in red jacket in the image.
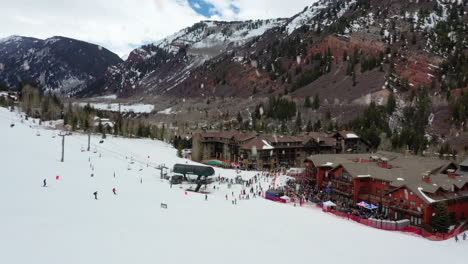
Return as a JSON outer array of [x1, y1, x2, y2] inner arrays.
[[112, 188, 117, 195]]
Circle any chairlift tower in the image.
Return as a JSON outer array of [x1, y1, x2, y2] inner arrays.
[[156, 164, 169, 179], [59, 132, 67, 162]]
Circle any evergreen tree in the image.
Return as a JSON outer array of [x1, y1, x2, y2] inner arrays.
[[295, 111, 303, 133], [71, 116, 78, 131], [430, 202, 450, 233], [237, 111, 243, 124], [386, 92, 396, 114], [97, 121, 104, 134], [177, 142, 183, 158], [352, 70, 357, 86], [306, 120, 313, 132], [313, 119, 322, 131], [280, 121, 288, 134], [411, 32, 417, 45], [325, 109, 331, 120], [313, 94, 320, 110], [304, 96, 312, 108]]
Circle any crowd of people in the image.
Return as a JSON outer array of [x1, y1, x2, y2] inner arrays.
[[266, 177, 389, 221]]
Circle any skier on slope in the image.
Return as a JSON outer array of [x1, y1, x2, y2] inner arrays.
[[205, 194, 208, 201], [112, 188, 117, 195], [43, 178, 47, 187], [93, 191, 98, 200], [463, 233, 466, 240]]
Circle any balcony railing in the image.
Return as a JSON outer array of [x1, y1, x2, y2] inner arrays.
[[333, 178, 352, 185], [389, 203, 423, 216], [332, 189, 352, 197]]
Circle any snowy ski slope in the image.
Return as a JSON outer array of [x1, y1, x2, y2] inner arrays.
[[0, 107, 467, 264]]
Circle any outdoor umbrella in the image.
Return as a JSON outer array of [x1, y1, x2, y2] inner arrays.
[[365, 203, 378, 210], [357, 201, 369, 207]]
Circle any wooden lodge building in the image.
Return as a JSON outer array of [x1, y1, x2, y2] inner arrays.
[[305, 152, 468, 227], [191, 131, 369, 169]]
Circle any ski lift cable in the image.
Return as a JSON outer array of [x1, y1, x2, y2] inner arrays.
[[68, 134, 163, 170]]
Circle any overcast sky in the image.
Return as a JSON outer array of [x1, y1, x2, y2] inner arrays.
[[0, 0, 314, 58]]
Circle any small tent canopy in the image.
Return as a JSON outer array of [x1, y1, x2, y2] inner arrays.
[[280, 195, 291, 203], [323, 201, 336, 208], [173, 164, 215, 176], [364, 203, 378, 210], [357, 201, 369, 208], [266, 190, 284, 197], [205, 160, 225, 166]]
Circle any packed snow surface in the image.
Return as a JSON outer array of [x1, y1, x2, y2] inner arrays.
[[0, 107, 467, 264]]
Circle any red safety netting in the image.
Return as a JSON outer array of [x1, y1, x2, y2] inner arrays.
[[323, 207, 465, 241], [264, 196, 465, 241]]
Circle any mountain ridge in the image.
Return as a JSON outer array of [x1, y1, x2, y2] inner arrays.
[[0, 35, 122, 96]]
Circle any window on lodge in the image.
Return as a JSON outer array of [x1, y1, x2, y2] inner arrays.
[[410, 216, 421, 225], [376, 188, 381, 194], [341, 172, 349, 180], [410, 201, 416, 207], [400, 199, 406, 204]]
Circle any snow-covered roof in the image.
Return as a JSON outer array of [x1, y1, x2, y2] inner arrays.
[[262, 140, 274, 150], [417, 187, 436, 204]]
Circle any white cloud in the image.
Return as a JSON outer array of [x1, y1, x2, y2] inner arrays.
[[204, 0, 315, 20], [0, 0, 316, 58], [0, 0, 205, 57]]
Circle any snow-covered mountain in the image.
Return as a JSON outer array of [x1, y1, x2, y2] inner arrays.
[[0, 35, 122, 96], [81, 0, 377, 98], [82, 18, 287, 97]]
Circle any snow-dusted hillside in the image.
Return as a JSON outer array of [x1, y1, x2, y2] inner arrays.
[[0, 35, 122, 96], [1, 106, 468, 264], [84, 19, 287, 97], [285, 0, 356, 34], [155, 19, 286, 54]]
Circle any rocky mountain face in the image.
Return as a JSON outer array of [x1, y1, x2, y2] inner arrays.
[[3, 0, 466, 149], [81, 18, 287, 97], [78, 0, 467, 151], [0, 36, 122, 96], [87, 0, 466, 102]]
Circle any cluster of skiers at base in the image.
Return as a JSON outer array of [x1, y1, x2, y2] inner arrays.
[[454, 233, 467, 242], [43, 178, 117, 200]]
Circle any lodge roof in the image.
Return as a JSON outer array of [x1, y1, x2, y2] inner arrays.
[[459, 158, 468, 167], [239, 137, 274, 150], [306, 152, 468, 204], [300, 132, 336, 147], [199, 131, 257, 142]]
